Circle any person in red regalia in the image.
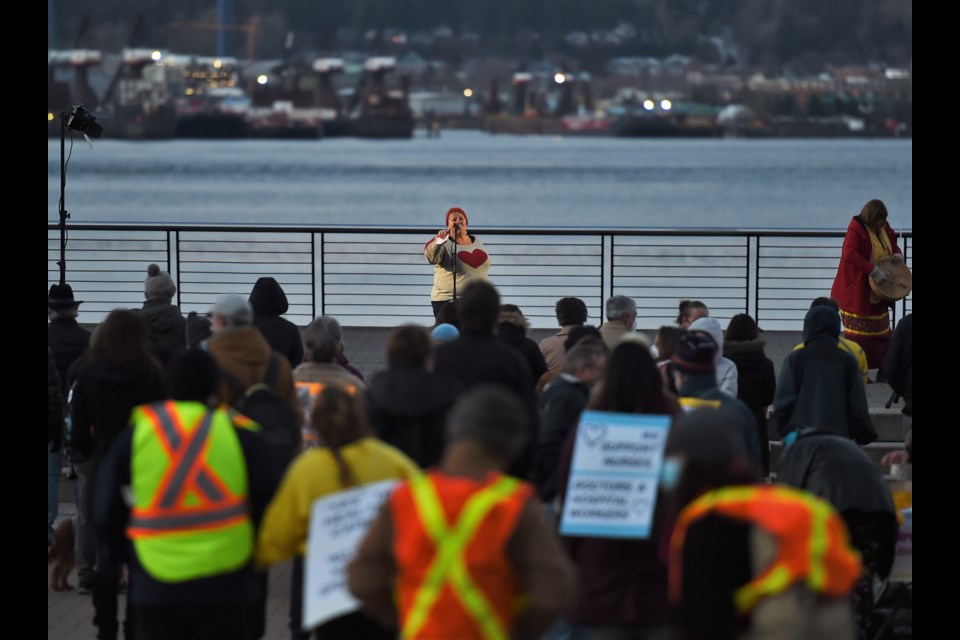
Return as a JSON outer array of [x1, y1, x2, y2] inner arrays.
[[830, 199, 903, 374]]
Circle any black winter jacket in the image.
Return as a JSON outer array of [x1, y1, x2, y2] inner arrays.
[[249, 277, 304, 368], [364, 366, 464, 469]]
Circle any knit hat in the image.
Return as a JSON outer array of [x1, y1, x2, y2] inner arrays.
[[432, 323, 460, 342], [144, 264, 176, 300], [446, 207, 468, 227], [210, 293, 253, 326], [48, 283, 82, 308], [670, 331, 717, 374]]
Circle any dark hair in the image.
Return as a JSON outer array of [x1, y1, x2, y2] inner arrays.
[[676, 300, 708, 326], [457, 280, 500, 336], [167, 349, 220, 402], [434, 300, 459, 328], [89, 309, 158, 370], [186, 311, 212, 348], [589, 341, 676, 414], [555, 297, 588, 326], [724, 313, 759, 342], [564, 325, 603, 352], [654, 325, 683, 362], [387, 324, 432, 368], [810, 296, 840, 312], [311, 386, 373, 487]]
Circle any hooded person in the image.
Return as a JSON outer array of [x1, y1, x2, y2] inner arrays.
[[688, 316, 738, 397], [773, 305, 876, 445], [248, 276, 304, 369], [777, 429, 899, 639], [662, 408, 861, 640], [139, 264, 186, 369]]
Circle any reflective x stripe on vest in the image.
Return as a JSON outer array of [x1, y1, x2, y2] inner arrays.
[[129, 404, 246, 534], [670, 485, 861, 614], [402, 474, 522, 640], [127, 401, 252, 582]]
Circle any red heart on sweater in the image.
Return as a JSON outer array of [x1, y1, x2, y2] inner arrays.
[[457, 249, 488, 269]]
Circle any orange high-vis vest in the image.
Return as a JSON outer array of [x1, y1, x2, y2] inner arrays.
[[295, 380, 358, 447], [127, 401, 253, 583], [389, 471, 534, 640], [669, 485, 861, 614]]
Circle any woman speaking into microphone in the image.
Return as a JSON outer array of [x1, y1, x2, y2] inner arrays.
[[423, 207, 490, 320]]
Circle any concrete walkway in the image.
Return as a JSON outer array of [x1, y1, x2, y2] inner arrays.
[[48, 327, 906, 639]]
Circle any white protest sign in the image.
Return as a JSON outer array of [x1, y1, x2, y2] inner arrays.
[[302, 479, 398, 630], [559, 410, 671, 539]]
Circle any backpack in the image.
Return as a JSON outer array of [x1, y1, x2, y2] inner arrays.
[[222, 352, 301, 475]]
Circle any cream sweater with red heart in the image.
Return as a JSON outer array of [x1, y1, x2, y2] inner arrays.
[[423, 233, 491, 301]]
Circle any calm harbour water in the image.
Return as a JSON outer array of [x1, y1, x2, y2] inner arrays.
[[47, 131, 912, 231]]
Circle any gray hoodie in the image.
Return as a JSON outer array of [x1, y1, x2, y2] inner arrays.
[[689, 316, 738, 397]]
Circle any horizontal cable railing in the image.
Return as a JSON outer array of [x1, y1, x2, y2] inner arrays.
[[48, 224, 913, 330]]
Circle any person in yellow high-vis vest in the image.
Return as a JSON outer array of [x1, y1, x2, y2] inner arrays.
[[660, 408, 861, 640], [348, 385, 576, 640], [94, 349, 279, 640]]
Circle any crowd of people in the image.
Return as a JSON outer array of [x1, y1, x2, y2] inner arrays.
[[47, 201, 911, 640]]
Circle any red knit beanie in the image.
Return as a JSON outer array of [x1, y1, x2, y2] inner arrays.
[[446, 207, 468, 227]]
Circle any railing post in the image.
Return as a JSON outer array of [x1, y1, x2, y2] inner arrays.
[[749, 235, 759, 323], [171, 230, 180, 308], [601, 234, 613, 321], [310, 232, 324, 320]]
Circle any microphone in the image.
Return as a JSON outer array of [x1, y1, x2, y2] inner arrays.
[[454, 223, 462, 231]]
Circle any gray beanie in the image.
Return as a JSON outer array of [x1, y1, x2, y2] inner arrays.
[[144, 264, 176, 300]]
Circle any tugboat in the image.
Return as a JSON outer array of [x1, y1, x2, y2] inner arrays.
[[96, 48, 178, 140], [168, 55, 250, 138], [47, 49, 102, 137], [607, 97, 720, 138], [245, 38, 325, 139], [322, 57, 414, 139]]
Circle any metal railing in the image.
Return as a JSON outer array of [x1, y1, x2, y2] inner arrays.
[[47, 224, 912, 330]]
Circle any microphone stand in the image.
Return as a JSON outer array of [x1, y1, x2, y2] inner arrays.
[[451, 224, 460, 305]]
